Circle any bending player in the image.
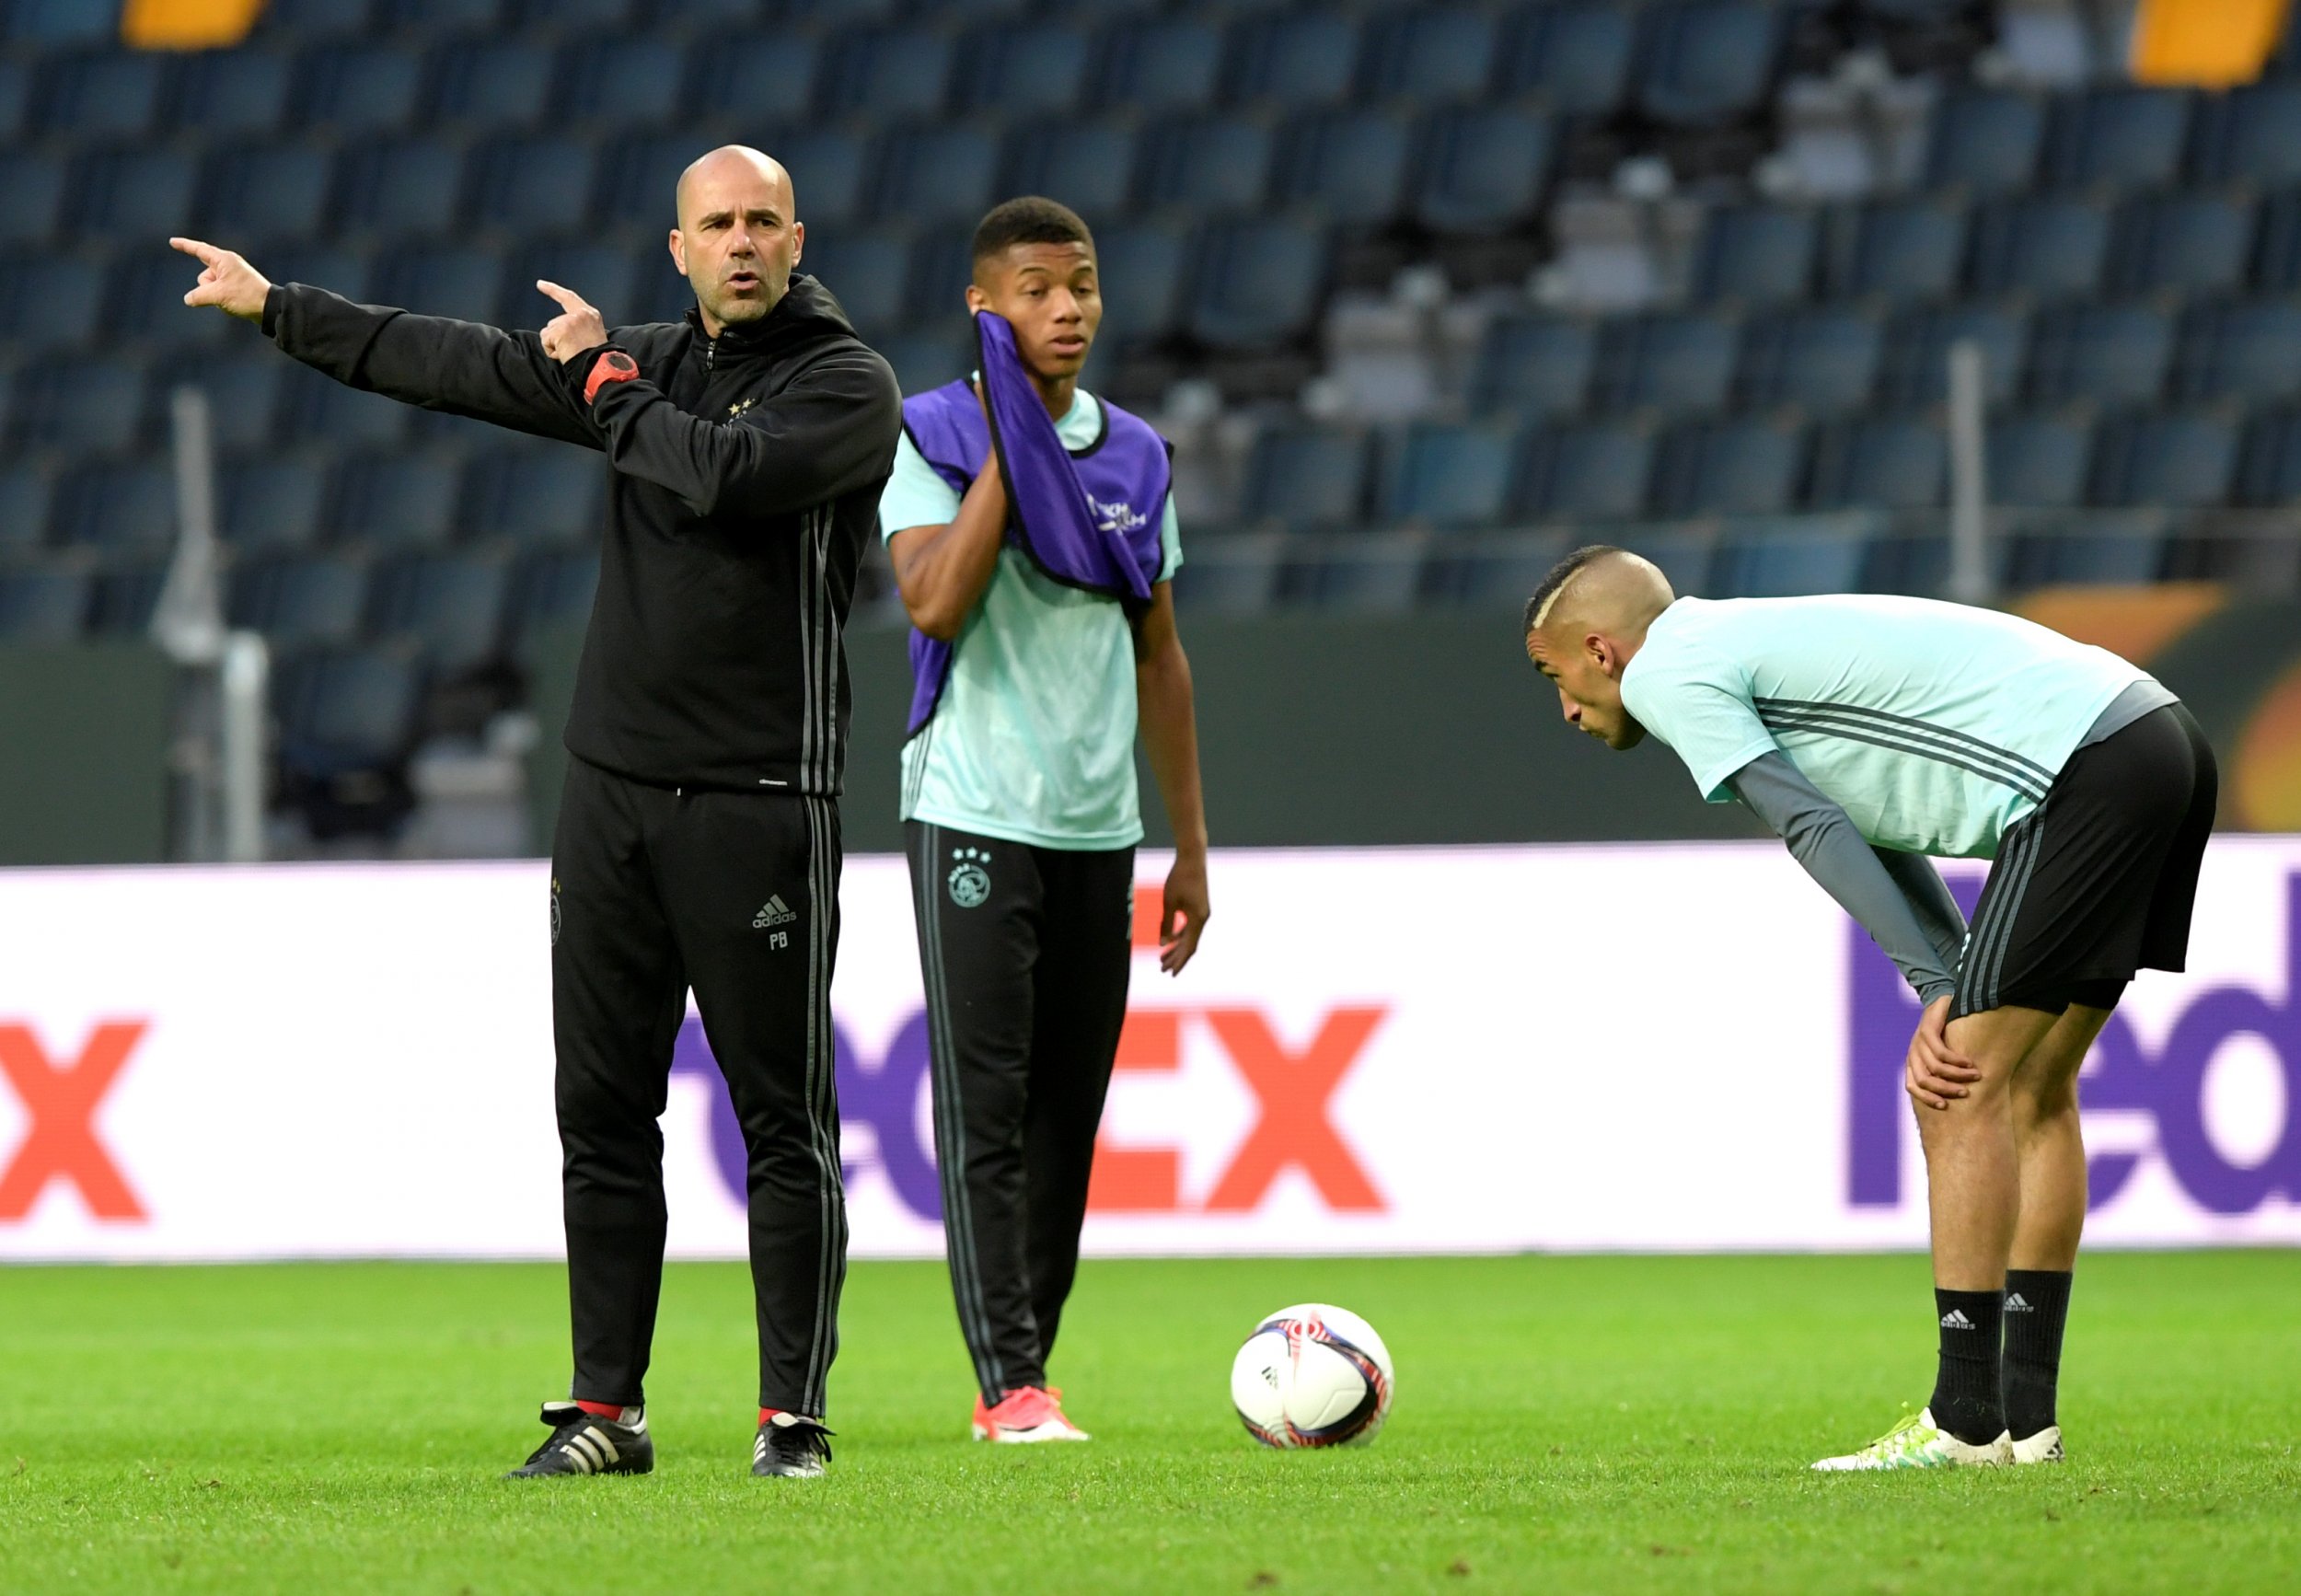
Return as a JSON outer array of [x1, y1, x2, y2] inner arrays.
[[1521, 546, 2214, 1469], [883, 197, 1210, 1442]]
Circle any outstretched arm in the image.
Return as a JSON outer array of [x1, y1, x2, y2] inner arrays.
[[1135, 581, 1209, 975]]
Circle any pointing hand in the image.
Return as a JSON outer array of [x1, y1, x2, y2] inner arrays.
[[537, 280, 608, 365], [171, 237, 272, 322]]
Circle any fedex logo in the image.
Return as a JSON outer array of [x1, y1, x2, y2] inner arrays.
[[0, 1020, 148, 1222], [1848, 873, 2301, 1216]]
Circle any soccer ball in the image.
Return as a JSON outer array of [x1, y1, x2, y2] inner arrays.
[[1229, 1302, 1393, 1449]]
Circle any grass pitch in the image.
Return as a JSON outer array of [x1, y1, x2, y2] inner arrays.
[[1, 1253, 2295, 1594]]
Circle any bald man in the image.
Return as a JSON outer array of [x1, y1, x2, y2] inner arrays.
[[1522, 545, 2214, 1471], [175, 145, 901, 1480]]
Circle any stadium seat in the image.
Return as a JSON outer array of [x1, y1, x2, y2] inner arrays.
[[295, 43, 425, 134], [1830, 199, 1967, 303], [464, 137, 596, 233], [1922, 89, 2046, 196], [231, 552, 372, 647], [1513, 421, 1658, 521], [428, 39, 555, 129], [1469, 315, 1598, 420], [0, 465, 55, 554], [1735, 306, 1884, 416], [261, 0, 379, 38], [688, 34, 822, 124], [1710, 523, 1872, 597], [0, 565, 91, 642], [823, 29, 956, 121], [1805, 416, 1946, 511], [1433, 529, 1575, 611], [796, 233, 908, 338], [509, 242, 637, 330], [2027, 304, 2173, 408], [554, 36, 687, 132], [1283, 531, 1430, 614], [1382, 422, 1518, 528], [510, 546, 600, 639], [221, 459, 329, 550], [114, 250, 229, 347], [365, 549, 512, 675], [264, 243, 374, 309], [1636, 1, 1784, 127], [1168, 533, 1285, 617], [900, 227, 977, 329], [0, 153, 65, 247], [1136, 116, 1275, 214], [1623, 528, 1717, 596], [49, 461, 174, 551], [1271, 109, 1414, 224], [399, 0, 507, 32], [1237, 425, 1371, 531], [871, 126, 1000, 227], [198, 145, 333, 241], [1359, 6, 1497, 104], [2088, 411, 2239, 510], [955, 22, 1091, 117], [10, 359, 145, 454], [1986, 412, 2094, 508], [2110, 193, 2254, 298], [1692, 206, 1821, 307], [2190, 79, 2301, 186], [0, 257, 102, 351], [1095, 17, 1223, 113], [0, 60, 24, 145], [757, 131, 866, 231], [83, 148, 201, 243], [1227, 11, 1363, 109], [878, 331, 974, 400], [37, 48, 171, 140], [333, 139, 468, 237], [330, 454, 461, 548], [2042, 87, 2191, 192], [1495, 1, 1638, 115], [87, 561, 168, 637], [1968, 195, 2112, 299], [459, 449, 601, 547], [1000, 121, 1139, 223], [1650, 417, 1807, 517], [1412, 108, 1554, 234], [272, 642, 426, 836], [1592, 312, 1739, 415], [1879, 304, 2029, 408], [149, 350, 289, 453], [2004, 525, 2167, 589], [6, 0, 117, 47], [2237, 408, 2301, 503], [375, 246, 507, 326], [2176, 299, 2301, 404], [1186, 220, 1326, 348]]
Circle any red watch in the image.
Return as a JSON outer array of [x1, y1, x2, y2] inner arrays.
[[583, 350, 639, 406]]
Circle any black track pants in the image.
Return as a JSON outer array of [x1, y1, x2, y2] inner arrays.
[[906, 820, 1134, 1405], [551, 756, 847, 1416]]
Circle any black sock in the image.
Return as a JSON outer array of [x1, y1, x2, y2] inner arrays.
[[2002, 1269, 2073, 1440], [1928, 1288, 2006, 1445]]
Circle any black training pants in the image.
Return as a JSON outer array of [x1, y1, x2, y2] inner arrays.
[[552, 756, 847, 1417], [906, 820, 1134, 1405]]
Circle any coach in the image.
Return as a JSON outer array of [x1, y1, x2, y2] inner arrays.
[[174, 145, 901, 1481]]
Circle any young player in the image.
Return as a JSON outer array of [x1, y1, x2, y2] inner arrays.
[[882, 197, 1210, 1442], [1521, 547, 2215, 1469]]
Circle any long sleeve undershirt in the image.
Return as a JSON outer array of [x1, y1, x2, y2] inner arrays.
[[1727, 753, 1965, 1004]]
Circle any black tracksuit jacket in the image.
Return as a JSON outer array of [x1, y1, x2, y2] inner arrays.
[[262, 272, 902, 795]]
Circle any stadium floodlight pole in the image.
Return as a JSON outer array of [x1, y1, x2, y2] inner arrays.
[[1946, 338, 1993, 607], [154, 386, 227, 665], [219, 630, 269, 864]]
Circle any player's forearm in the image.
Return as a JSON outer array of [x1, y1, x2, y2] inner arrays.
[[892, 459, 1007, 641], [1873, 845, 1968, 972], [1137, 638, 1208, 856]]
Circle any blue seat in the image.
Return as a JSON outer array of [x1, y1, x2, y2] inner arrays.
[[1692, 206, 1819, 307], [1968, 195, 2112, 299], [510, 547, 600, 638], [80, 149, 198, 240], [1093, 221, 1190, 347], [1359, 6, 1497, 104], [465, 137, 596, 233], [1414, 107, 1554, 234], [1272, 109, 1412, 223], [172, 48, 294, 138], [87, 561, 168, 638], [264, 243, 373, 309], [795, 233, 909, 336], [10, 359, 144, 454], [272, 643, 426, 833], [508, 243, 637, 330], [295, 43, 424, 133], [395, 0, 506, 29], [2191, 80, 2301, 186], [1000, 121, 1139, 222], [1283, 532, 1430, 615], [877, 331, 974, 402], [1833, 199, 1966, 302], [555, 36, 687, 129], [38, 48, 171, 139], [1186, 220, 1326, 348], [2005, 528, 2167, 589], [198, 145, 332, 240], [824, 29, 955, 121], [871, 126, 999, 226], [0, 60, 24, 145], [1136, 116, 1275, 214], [2179, 299, 2301, 403], [1496, 1, 1637, 115], [1383, 422, 1517, 527], [1622, 529, 1716, 596], [1923, 90, 2045, 196], [0, 154, 64, 247], [1096, 17, 1223, 113], [1650, 418, 1807, 516], [1881, 304, 2028, 408], [260, 0, 376, 37], [1593, 312, 1738, 414], [595, 134, 714, 230], [366, 550, 511, 675], [1735, 306, 1883, 416], [955, 22, 1090, 117], [1514, 422, 1658, 520], [1227, 12, 1363, 109], [1987, 413, 2094, 508], [49, 462, 174, 551], [1711, 527, 1870, 597], [334, 139, 467, 236], [1470, 316, 1598, 419], [460, 449, 601, 547], [227, 553, 365, 646], [2027, 304, 2173, 408], [2249, 189, 2301, 292], [429, 40, 554, 128], [0, 465, 55, 554], [900, 227, 976, 329], [220, 459, 328, 550], [0, 258, 102, 351], [0, 566, 91, 642], [1636, 1, 1783, 127], [376, 247, 506, 326], [2088, 411, 2239, 510], [2043, 87, 2191, 191], [764, 131, 867, 231], [2237, 409, 2301, 503], [156, 351, 287, 452], [1169, 534, 1284, 617], [690, 34, 821, 123], [1239, 426, 1371, 530], [1806, 416, 1946, 510], [1435, 529, 1575, 611], [2110, 193, 2253, 297], [7, 0, 121, 46], [330, 455, 460, 549]]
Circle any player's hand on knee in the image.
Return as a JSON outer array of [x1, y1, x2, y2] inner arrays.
[[171, 237, 271, 321], [537, 281, 608, 364], [1905, 994, 1982, 1111]]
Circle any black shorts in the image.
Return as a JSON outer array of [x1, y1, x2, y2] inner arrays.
[[1952, 702, 2217, 1020]]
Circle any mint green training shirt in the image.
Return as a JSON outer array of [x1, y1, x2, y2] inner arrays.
[[878, 386, 1183, 851], [1621, 595, 2161, 860]]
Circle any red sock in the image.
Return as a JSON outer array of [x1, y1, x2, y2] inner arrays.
[[758, 1407, 783, 1427], [575, 1399, 625, 1419]]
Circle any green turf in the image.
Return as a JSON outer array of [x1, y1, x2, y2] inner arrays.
[[0, 1253, 2295, 1593]]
